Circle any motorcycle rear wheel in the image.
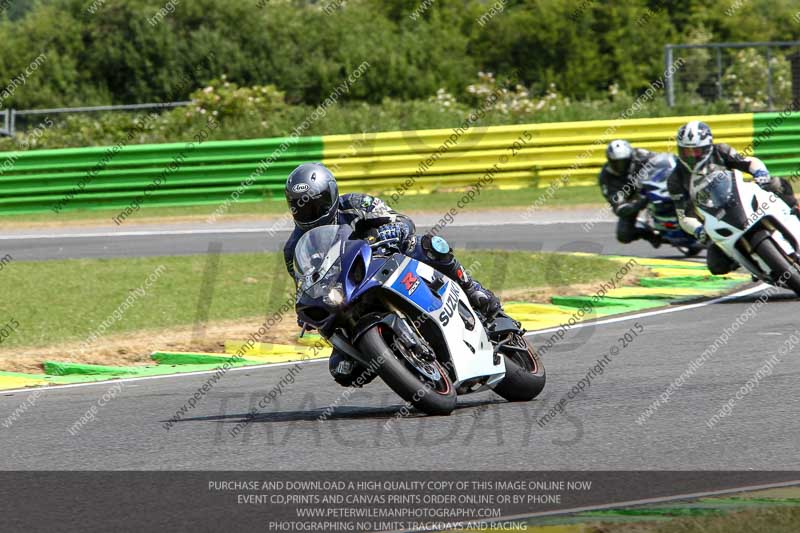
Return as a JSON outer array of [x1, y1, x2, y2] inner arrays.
[[357, 325, 457, 416], [492, 334, 546, 402]]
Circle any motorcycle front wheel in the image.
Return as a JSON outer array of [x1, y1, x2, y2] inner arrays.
[[754, 236, 800, 297], [357, 325, 457, 416]]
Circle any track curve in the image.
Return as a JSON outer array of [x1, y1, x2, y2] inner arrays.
[[2, 211, 798, 473]]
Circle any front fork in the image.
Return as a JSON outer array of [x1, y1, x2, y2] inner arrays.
[[329, 306, 436, 369], [353, 311, 435, 362]]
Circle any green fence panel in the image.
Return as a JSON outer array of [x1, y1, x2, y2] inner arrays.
[[752, 112, 800, 179], [0, 136, 324, 214]]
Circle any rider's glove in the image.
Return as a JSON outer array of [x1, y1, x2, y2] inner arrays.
[[752, 169, 771, 185], [376, 222, 410, 243], [694, 226, 709, 245]]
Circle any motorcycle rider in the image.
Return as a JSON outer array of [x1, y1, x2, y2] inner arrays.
[[598, 139, 664, 247], [668, 120, 800, 275], [282, 162, 503, 387]]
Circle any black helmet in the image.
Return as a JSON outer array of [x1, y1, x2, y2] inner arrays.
[[285, 163, 339, 231]]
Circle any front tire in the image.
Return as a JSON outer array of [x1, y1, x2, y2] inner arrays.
[[754, 237, 800, 296], [356, 326, 457, 416], [492, 335, 546, 402]]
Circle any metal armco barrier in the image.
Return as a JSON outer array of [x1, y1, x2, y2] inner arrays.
[[0, 136, 324, 214], [0, 112, 795, 214]]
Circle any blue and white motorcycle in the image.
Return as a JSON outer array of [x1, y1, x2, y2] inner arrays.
[[293, 225, 545, 416], [639, 154, 706, 257]]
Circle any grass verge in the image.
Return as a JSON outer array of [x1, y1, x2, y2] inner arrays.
[[0, 250, 629, 371], [568, 506, 800, 533]]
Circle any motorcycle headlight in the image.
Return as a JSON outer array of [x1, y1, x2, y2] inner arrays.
[[323, 284, 344, 307]]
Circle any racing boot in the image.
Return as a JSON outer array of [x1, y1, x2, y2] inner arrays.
[[329, 349, 377, 388], [643, 229, 662, 249], [462, 279, 503, 319], [636, 222, 661, 249]]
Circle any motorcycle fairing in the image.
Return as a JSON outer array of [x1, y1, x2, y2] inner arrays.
[[382, 257, 505, 388], [701, 176, 800, 278], [389, 260, 442, 313], [639, 155, 698, 246]]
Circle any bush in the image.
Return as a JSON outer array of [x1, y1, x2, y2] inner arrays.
[[724, 48, 793, 112], [1, 0, 799, 113], [0, 72, 732, 153]]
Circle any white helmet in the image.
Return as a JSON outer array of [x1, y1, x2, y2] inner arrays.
[[676, 121, 713, 171], [605, 140, 633, 176]]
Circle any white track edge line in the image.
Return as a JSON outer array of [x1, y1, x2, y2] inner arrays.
[[525, 284, 768, 337], [0, 219, 613, 240], [1, 284, 765, 397], [0, 227, 271, 240], [0, 358, 328, 396]]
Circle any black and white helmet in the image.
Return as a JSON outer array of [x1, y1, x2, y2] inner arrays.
[[605, 139, 634, 176], [285, 163, 339, 231], [676, 121, 713, 171]]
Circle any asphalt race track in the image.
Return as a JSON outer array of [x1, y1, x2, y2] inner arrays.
[[0, 209, 660, 261], [2, 210, 799, 499]]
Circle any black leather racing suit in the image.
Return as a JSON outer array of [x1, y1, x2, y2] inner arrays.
[[598, 148, 662, 245], [283, 192, 491, 386], [667, 143, 798, 275]]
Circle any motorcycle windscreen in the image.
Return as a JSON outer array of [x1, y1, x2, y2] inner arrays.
[[639, 155, 677, 205], [640, 155, 675, 186], [294, 225, 349, 298], [693, 171, 733, 211], [639, 154, 677, 184]]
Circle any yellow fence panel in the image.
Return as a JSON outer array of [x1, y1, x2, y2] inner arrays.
[[323, 113, 754, 195]]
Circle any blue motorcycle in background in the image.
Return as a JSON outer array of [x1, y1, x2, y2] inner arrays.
[[639, 154, 705, 257], [293, 224, 546, 416]]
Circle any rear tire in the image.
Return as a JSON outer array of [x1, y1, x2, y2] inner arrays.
[[754, 237, 800, 296], [492, 335, 546, 402], [356, 326, 457, 416]]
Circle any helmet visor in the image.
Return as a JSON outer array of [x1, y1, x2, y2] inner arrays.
[[609, 158, 631, 176], [679, 146, 712, 168], [291, 193, 334, 224]]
